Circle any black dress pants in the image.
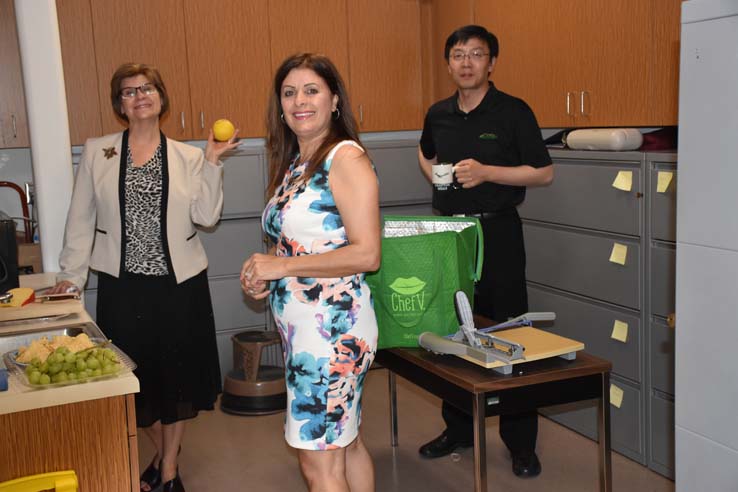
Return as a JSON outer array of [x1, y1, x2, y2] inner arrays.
[[441, 210, 538, 455]]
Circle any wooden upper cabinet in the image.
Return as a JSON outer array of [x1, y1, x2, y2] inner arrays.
[[56, 0, 102, 145], [475, 0, 681, 128], [0, 0, 30, 148], [268, 0, 350, 81], [89, 0, 193, 139], [422, 0, 475, 104], [478, 0, 580, 128], [347, 0, 424, 131], [183, 0, 271, 139]]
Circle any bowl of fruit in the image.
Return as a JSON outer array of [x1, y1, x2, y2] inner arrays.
[[3, 333, 136, 388]]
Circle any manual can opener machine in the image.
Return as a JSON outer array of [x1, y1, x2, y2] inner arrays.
[[418, 291, 558, 374]]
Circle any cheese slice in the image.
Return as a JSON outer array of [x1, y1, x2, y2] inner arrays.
[[0, 287, 36, 308]]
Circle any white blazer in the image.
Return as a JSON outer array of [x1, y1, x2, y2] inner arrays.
[[58, 131, 224, 289]]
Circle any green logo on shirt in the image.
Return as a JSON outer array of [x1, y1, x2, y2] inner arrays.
[[479, 133, 498, 140]]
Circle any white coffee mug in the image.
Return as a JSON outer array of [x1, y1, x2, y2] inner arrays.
[[431, 163, 454, 190]]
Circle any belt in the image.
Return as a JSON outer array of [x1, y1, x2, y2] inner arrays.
[[449, 209, 516, 220]]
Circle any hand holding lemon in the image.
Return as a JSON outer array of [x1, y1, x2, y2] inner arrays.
[[204, 118, 240, 164], [212, 119, 236, 142]]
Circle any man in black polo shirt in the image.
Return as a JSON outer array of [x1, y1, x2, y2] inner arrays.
[[417, 25, 553, 478]]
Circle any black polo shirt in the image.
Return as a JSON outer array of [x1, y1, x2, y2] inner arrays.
[[420, 82, 551, 214]]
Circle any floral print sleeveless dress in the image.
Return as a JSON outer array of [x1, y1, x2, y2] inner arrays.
[[262, 140, 378, 450]]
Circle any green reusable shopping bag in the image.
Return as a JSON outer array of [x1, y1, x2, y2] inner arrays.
[[366, 216, 483, 349]]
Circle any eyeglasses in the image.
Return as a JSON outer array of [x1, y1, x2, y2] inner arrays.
[[450, 49, 489, 62], [119, 83, 158, 99]]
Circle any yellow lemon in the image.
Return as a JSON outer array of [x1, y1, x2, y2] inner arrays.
[[212, 119, 235, 141]]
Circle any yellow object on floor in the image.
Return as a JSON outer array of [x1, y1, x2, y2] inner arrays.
[[0, 470, 78, 492]]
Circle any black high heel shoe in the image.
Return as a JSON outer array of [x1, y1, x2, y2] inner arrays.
[[139, 458, 162, 492], [161, 472, 185, 492]]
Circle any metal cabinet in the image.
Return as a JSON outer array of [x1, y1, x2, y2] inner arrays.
[[524, 149, 676, 476]]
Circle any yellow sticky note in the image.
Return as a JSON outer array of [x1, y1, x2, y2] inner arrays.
[[610, 384, 624, 408], [611, 320, 629, 343], [609, 243, 628, 265], [657, 171, 673, 193], [612, 170, 633, 191]]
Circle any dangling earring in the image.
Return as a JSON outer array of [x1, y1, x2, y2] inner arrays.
[[332, 108, 340, 121], [280, 113, 285, 123]]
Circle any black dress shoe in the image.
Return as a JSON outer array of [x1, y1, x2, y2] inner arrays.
[[512, 452, 541, 478], [162, 473, 185, 492], [419, 431, 473, 459], [139, 458, 161, 492]]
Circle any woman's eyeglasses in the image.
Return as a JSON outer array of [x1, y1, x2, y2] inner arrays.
[[120, 83, 158, 99]]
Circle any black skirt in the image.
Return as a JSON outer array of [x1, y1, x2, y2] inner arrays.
[[96, 270, 222, 427]]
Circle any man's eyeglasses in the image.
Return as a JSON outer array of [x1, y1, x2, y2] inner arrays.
[[450, 49, 489, 62], [119, 83, 158, 99]]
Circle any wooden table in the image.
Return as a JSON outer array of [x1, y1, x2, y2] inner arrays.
[[375, 347, 612, 491]]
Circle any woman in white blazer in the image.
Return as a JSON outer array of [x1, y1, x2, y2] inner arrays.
[[50, 63, 239, 492]]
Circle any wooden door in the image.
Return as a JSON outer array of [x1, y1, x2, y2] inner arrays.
[[89, 0, 193, 139], [573, 0, 653, 127], [347, 0, 424, 131], [183, 0, 271, 139], [268, 0, 350, 82], [476, 0, 580, 128], [0, 0, 30, 148], [648, 0, 681, 125], [424, 0, 475, 103], [56, 0, 103, 145]]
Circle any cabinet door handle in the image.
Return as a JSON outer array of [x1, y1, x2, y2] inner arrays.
[[200, 111, 205, 130], [566, 92, 573, 116], [667, 313, 675, 329], [359, 104, 364, 124], [180, 112, 186, 132], [580, 91, 589, 116], [11, 114, 17, 138]]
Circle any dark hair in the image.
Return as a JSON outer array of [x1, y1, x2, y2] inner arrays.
[[266, 53, 361, 197], [444, 25, 499, 61], [110, 63, 170, 122]]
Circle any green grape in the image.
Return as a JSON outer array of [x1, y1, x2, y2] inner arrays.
[[53, 352, 65, 364], [28, 371, 41, 384], [39, 374, 51, 385], [103, 348, 115, 359], [25, 365, 35, 376], [91, 368, 102, 377], [38, 361, 49, 373], [77, 369, 89, 379], [62, 362, 75, 373], [48, 363, 62, 375], [68, 372, 78, 381], [86, 358, 100, 370], [57, 372, 68, 382], [30, 357, 41, 366], [76, 359, 87, 371], [64, 353, 76, 364]]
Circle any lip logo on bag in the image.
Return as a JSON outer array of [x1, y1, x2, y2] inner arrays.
[[388, 276, 429, 329], [389, 277, 426, 295]]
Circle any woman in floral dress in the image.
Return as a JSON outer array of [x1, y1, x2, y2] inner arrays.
[[241, 53, 380, 492]]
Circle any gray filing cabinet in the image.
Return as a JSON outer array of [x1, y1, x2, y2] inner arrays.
[[519, 149, 676, 478]]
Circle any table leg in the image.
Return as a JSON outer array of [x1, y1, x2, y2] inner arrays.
[[473, 392, 487, 492], [389, 371, 398, 447], [598, 372, 613, 492]]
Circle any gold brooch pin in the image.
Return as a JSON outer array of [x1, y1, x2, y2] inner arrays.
[[103, 147, 118, 159]]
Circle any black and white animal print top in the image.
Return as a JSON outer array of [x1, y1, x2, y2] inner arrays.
[[124, 144, 169, 275]]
